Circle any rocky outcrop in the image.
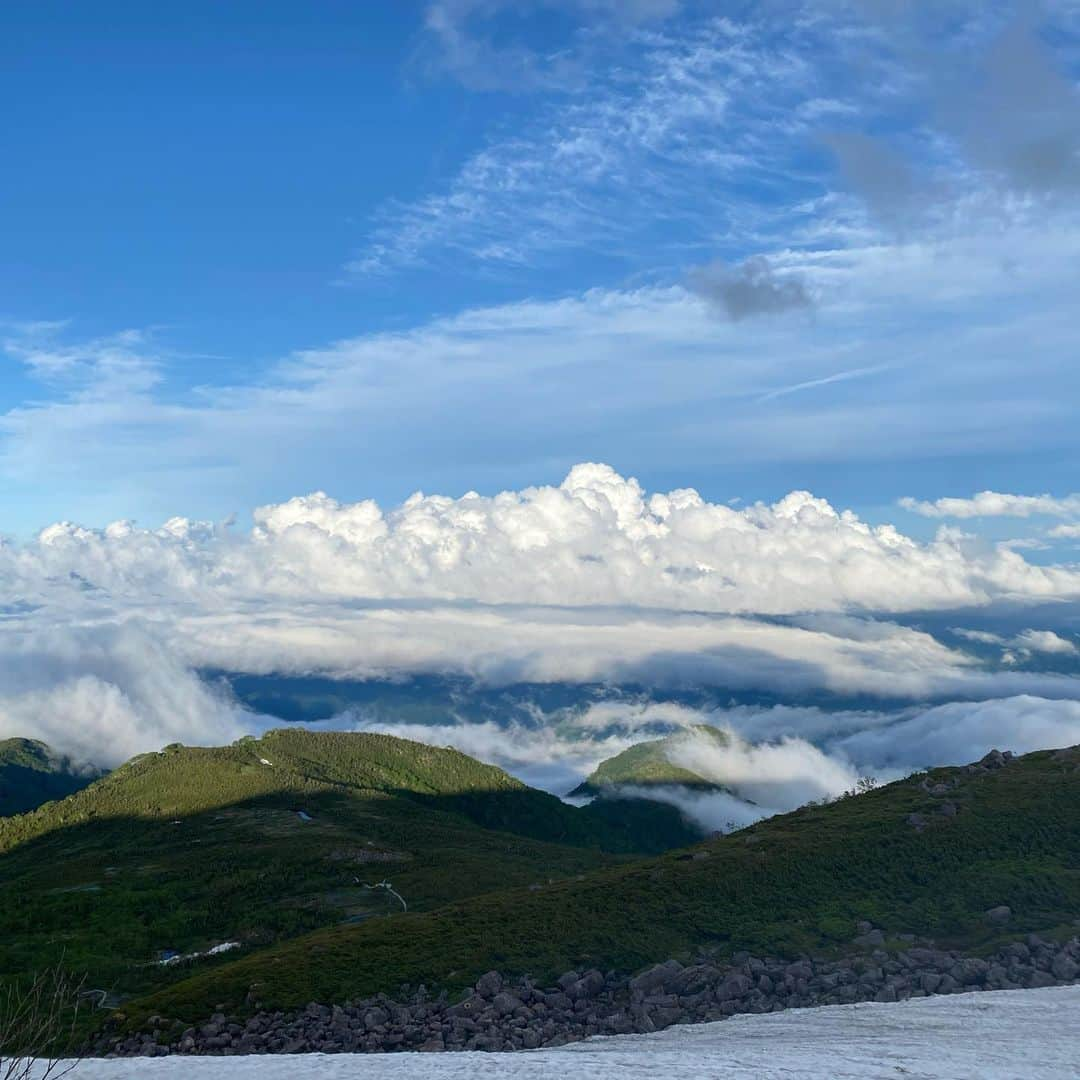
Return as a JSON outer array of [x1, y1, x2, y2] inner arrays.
[[102, 931, 1080, 1058]]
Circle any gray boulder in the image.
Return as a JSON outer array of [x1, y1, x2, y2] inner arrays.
[[1051, 954, 1079, 982], [629, 959, 683, 996], [475, 971, 503, 998], [491, 992, 522, 1017]]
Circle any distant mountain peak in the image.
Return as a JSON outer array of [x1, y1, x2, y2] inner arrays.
[[571, 725, 731, 797]]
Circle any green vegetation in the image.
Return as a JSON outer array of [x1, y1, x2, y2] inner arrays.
[[0, 729, 695, 1008], [0, 739, 98, 817], [134, 744, 1080, 1023], [571, 725, 731, 796]]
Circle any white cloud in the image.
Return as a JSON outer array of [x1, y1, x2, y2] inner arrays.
[[3, 464, 1080, 770], [0, 623, 251, 767], [418, 0, 681, 92], [952, 627, 1078, 659], [297, 694, 1080, 831], [833, 695, 1080, 773], [7, 463, 1080, 622], [1011, 629, 1079, 656], [356, 14, 821, 275], [666, 727, 859, 809], [1049, 524, 1080, 539], [900, 491, 1080, 519]]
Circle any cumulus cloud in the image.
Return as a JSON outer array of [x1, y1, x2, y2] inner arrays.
[[3, 465, 1080, 768], [688, 257, 813, 321], [1011, 629, 1079, 657], [900, 491, 1080, 519], [953, 627, 1079, 658], [14, 463, 1079, 616]]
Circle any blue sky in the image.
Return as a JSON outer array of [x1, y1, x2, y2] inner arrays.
[[2, 0, 1079, 538]]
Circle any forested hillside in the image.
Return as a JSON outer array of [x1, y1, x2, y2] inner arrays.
[[0, 729, 697, 1005]]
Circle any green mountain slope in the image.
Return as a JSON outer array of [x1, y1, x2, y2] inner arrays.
[[0, 737, 98, 816], [0, 729, 696, 1003], [571, 725, 730, 796], [135, 744, 1080, 1022]]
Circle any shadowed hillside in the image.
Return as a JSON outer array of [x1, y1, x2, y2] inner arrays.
[[0, 729, 698, 1003], [0, 737, 99, 816], [132, 744, 1080, 1022]]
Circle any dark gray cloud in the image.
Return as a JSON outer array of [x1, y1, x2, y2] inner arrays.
[[688, 257, 813, 321], [954, 21, 1080, 195], [823, 132, 923, 227]]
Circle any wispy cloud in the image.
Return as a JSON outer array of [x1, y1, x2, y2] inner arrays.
[[755, 364, 886, 403], [900, 491, 1080, 519], [417, 0, 682, 92], [352, 14, 829, 277]]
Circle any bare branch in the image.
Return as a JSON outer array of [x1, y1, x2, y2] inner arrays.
[[0, 966, 86, 1080]]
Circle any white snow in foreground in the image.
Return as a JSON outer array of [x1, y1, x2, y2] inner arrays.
[[40, 986, 1080, 1079]]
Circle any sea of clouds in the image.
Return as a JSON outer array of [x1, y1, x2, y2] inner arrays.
[[2, 464, 1080, 826]]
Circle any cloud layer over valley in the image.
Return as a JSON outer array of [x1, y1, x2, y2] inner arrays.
[[2, 465, 1079, 821]]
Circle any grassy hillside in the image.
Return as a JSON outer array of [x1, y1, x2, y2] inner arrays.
[[0, 737, 98, 816], [571, 725, 730, 796], [133, 743, 1080, 1022], [0, 729, 697, 1003]]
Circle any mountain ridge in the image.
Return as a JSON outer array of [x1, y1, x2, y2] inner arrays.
[[129, 742, 1080, 1022], [0, 728, 699, 1008]]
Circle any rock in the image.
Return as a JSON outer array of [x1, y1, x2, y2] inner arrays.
[[110, 927, 1080, 1061], [444, 997, 482, 1020], [573, 969, 606, 998], [1051, 954, 1079, 981], [854, 929, 886, 948], [906, 812, 928, 831], [952, 958, 989, 985], [716, 973, 753, 1001], [362, 1005, 390, 1030], [985, 905, 1012, 924], [475, 971, 503, 998], [491, 992, 522, 1017], [938, 802, 958, 817], [978, 749, 1011, 770], [629, 959, 683, 996], [671, 965, 720, 996]]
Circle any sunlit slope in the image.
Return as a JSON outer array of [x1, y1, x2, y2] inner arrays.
[[0, 729, 697, 1000], [136, 744, 1080, 1020]]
